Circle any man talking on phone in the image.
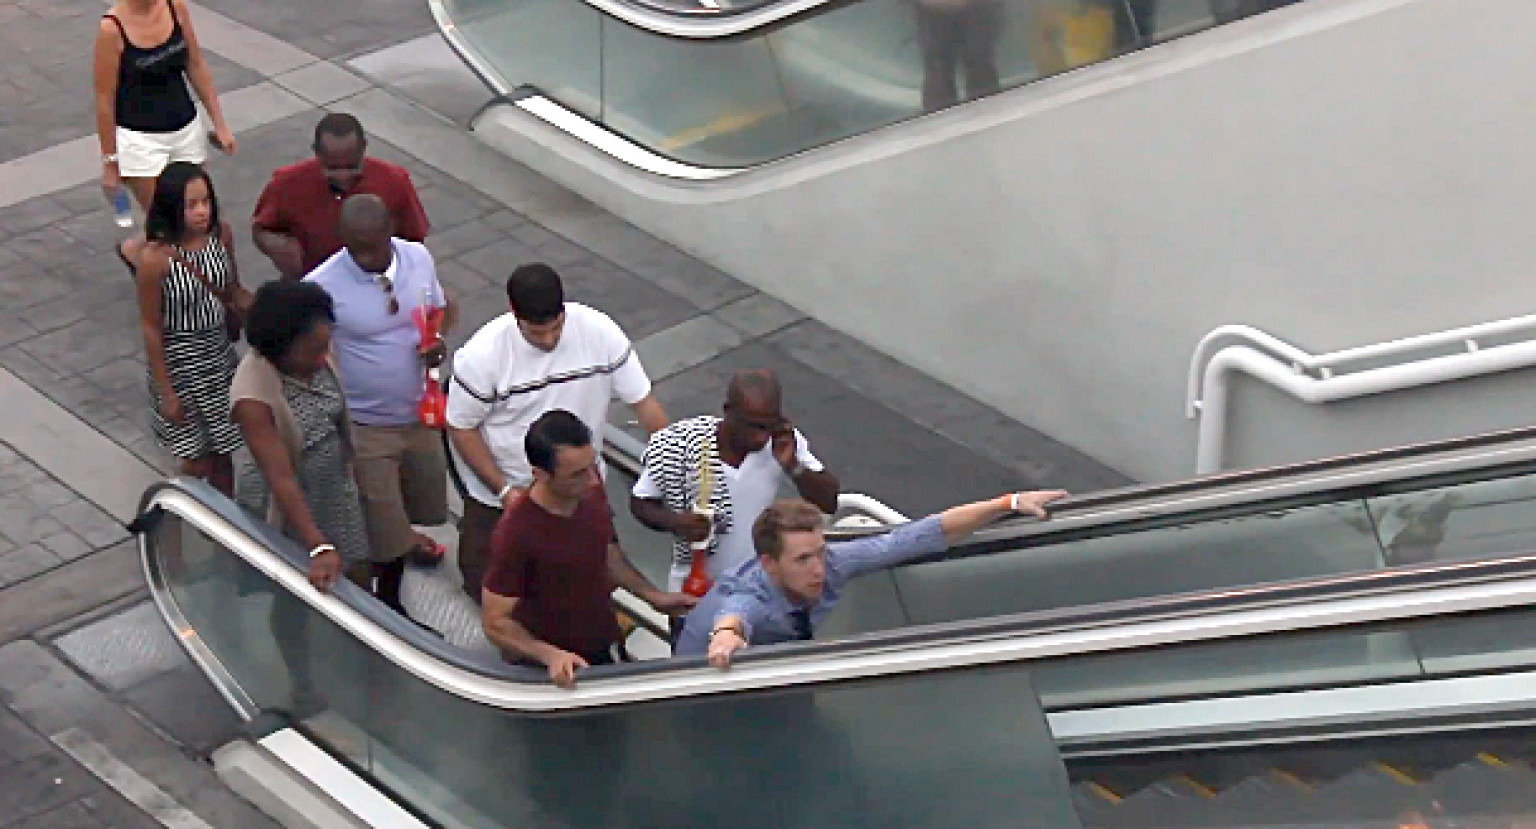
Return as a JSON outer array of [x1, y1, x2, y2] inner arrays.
[[630, 370, 840, 609]]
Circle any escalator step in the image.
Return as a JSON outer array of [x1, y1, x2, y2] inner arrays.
[[1294, 764, 1436, 824], [1206, 771, 1319, 827], [1070, 782, 1125, 828], [1085, 776, 1224, 829], [1421, 757, 1536, 818]]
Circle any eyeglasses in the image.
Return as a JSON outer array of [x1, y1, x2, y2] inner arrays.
[[375, 275, 399, 314]]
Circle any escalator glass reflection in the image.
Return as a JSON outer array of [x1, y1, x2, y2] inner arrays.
[[438, 0, 1305, 168]]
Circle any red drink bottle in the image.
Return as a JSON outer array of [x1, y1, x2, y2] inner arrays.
[[682, 554, 712, 598], [418, 369, 447, 429], [413, 298, 448, 429]]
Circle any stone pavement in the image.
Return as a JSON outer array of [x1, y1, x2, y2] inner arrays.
[[0, 0, 1130, 824]]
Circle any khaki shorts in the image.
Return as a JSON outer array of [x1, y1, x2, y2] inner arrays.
[[352, 422, 449, 563]]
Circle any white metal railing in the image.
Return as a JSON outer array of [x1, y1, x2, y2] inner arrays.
[[834, 493, 909, 527], [1187, 317, 1536, 474]]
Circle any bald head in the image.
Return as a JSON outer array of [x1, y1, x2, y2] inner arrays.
[[339, 194, 390, 235], [726, 369, 781, 409], [722, 369, 786, 454], [339, 194, 394, 274]]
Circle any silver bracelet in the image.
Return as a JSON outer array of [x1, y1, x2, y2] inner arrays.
[[497, 482, 514, 500], [308, 543, 337, 559]]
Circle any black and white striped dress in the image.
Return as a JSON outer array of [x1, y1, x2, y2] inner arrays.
[[147, 241, 243, 460]]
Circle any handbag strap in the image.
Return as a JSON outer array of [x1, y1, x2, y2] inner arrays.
[[166, 235, 236, 307]]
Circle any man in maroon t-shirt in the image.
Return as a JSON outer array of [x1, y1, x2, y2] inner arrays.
[[251, 113, 430, 279], [481, 410, 696, 688]]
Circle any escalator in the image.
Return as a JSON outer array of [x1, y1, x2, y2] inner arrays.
[[432, 0, 1301, 171], [135, 426, 1536, 827]]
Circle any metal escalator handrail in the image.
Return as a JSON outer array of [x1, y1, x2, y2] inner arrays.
[[925, 424, 1536, 561], [141, 477, 1536, 714], [1052, 424, 1536, 516], [430, 0, 852, 44]]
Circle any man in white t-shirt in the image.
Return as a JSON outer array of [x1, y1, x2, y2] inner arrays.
[[630, 370, 840, 609], [447, 263, 670, 601]]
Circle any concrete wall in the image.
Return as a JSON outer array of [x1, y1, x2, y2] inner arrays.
[[475, 0, 1536, 482]]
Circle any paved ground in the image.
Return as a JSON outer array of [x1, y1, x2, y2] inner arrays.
[[0, 0, 1131, 824]]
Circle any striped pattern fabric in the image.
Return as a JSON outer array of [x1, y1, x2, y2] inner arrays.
[[160, 242, 230, 332], [145, 240, 242, 460], [452, 346, 636, 404], [638, 415, 735, 570]]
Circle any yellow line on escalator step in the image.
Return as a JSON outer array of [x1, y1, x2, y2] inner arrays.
[[659, 104, 787, 152], [1372, 761, 1420, 786], [1083, 782, 1122, 803], [1477, 752, 1509, 768], [1270, 769, 1315, 793], [1173, 775, 1217, 799]]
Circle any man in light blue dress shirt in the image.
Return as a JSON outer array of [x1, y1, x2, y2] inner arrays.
[[674, 488, 1068, 665]]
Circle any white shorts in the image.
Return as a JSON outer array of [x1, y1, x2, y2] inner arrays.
[[115, 118, 209, 179]]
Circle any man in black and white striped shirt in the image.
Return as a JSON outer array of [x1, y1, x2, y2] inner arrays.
[[630, 370, 839, 595]]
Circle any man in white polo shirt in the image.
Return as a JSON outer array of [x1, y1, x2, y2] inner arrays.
[[447, 263, 670, 602]]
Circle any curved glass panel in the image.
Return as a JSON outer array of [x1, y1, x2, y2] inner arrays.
[[142, 482, 1536, 828], [437, 0, 1305, 168], [145, 503, 1079, 829]]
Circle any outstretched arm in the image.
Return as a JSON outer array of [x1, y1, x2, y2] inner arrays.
[[939, 490, 1067, 543]]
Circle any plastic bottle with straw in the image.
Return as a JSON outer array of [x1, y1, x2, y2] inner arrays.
[[682, 438, 716, 597]]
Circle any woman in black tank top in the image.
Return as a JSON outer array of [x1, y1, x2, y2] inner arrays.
[[92, 0, 235, 222]]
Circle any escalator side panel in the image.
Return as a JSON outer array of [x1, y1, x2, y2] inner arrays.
[[893, 499, 1383, 629], [149, 506, 1085, 828]]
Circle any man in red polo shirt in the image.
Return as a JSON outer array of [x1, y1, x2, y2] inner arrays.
[[251, 113, 430, 280]]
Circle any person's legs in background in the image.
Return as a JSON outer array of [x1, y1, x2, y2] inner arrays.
[[958, 0, 1004, 101], [457, 498, 502, 603], [917, 3, 965, 112], [353, 424, 448, 621]]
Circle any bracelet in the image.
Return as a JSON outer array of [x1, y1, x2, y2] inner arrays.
[[709, 626, 739, 640], [1009, 493, 1022, 513], [308, 543, 337, 559], [102, 153, 118, 165], [496, 482, 514, 500]]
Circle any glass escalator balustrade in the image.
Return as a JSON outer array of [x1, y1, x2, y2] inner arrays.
[[438, 0, 1305, 168], [143, 475, 1536, 829], [821, 465, 1536, 640], [146, 506, 1079, 829]]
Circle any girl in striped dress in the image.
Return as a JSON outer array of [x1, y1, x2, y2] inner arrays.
[[134, 162, 246, 494]]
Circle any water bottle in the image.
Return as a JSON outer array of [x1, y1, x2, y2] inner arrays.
[[111, 188, 133, 229]]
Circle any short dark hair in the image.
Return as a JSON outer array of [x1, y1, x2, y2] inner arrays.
[[313, 113, 365, 149], [246, 281, 336, 363], [144, 162, 220, 245], [505, 263, 564, 323], [525, 410, 591, 473], [752, 499, 826, 559]]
